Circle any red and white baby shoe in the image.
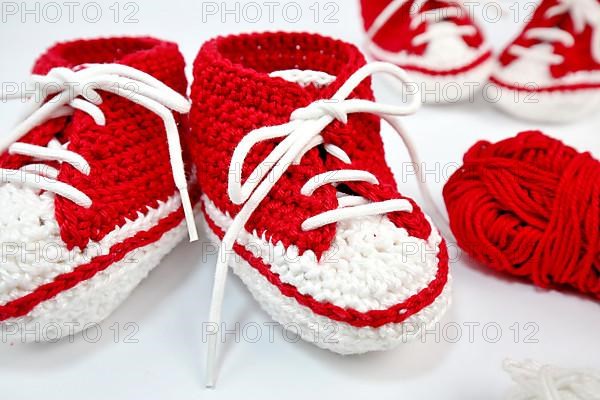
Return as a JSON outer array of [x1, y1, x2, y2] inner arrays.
[[0, 37, 197, 338], [189, 32, 451, 385], [361, 0, 493, 102], [491, 0, 600, 122]]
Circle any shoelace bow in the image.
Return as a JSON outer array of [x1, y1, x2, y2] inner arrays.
[[509, 0, 600, 66], [0, 63, 198, 241], [367, 0, 477, 48], [205, 61, 452, 387]]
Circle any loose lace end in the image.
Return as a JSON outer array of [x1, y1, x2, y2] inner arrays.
[[179, 187, 198, 242], [205, 334, 218, 388]]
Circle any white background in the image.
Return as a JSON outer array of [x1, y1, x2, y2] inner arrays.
[[1, 1, 599, 399]]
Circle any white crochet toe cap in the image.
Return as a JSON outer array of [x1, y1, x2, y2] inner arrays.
[[0, 183, 64, 305], [0, 184, 191, 339], [493, 47, 557, 87], [367, 27, 489, 74], [270, 213, 443, 313], [493, 45, 600, 88], [421, 28, 484, 71], [203, 194, 446, 314]]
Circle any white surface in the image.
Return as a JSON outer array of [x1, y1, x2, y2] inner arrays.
[[0, 1, 599, 399]]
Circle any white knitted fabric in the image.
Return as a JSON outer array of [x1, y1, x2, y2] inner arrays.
[[0, 183, 184, 304], [5, 217, 188, 340], [269, 69, 336, 88], [0, 182, 190, 339], [366, 43, 493, 102], [381, 61, 494, 103], [202, 194, 451, 353], [491, 85, 600, 123], [491, 57, 600, 122], [367, 28, 490, 71], [495, 53, 600, 87]]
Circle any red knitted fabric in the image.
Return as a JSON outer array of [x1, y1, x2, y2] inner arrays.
[[190, 32, 432, 258], [0, 37, 194, 322], [361, 0, 485, 52], [443, 131, 600, 298], [0, 205, 187, 321], [497, 0, 600, 80], [360, 0, 491, 74], [0, 37, 189, 250], [189, 32, 447, 327]]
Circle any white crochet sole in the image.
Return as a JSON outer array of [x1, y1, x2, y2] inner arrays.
[[490, 81, 600, 123], [202, 199, 451, 354], [365, 41, 493, 104], [2, 211, 189, 341], [402, 58, 494, 104], [373, 55, 493, 104]]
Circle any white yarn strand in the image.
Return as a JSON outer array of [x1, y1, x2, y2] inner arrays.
[[0, 63, 198, 241], [504, 359, 600, 400], [205, 61, 426, 387]]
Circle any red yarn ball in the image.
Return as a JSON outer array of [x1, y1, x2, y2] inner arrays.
[[443, 131, 600, 298]]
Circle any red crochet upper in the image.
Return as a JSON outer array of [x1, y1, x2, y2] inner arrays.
[[189, 32, 431, 258], [360, 0, 486, 54], [498, 0, 600, 78], [0, 37, 188, 250]]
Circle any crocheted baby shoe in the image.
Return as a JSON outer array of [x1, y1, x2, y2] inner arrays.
[[0, 37, 197, 339], [189, 32, 451, 385], [360, 0, 493, 103], [491, 0, 600, 122]]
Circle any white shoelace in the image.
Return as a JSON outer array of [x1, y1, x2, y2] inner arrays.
[[509, 0, 600, 66], [504, 359, 600, 400], [366, 0, 476, 48], [0, 63, 198, 241], [204, 61, 456, 387]]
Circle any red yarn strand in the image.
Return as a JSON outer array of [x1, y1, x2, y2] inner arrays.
[[444, 131, 599, 298]]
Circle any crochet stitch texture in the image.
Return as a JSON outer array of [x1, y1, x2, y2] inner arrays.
[[444, 131, 600, 297], [490, 0, 600, 121], [359, 0, 493, 104], [0, 37, 196, 333], [189, 32, 450, 345]]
